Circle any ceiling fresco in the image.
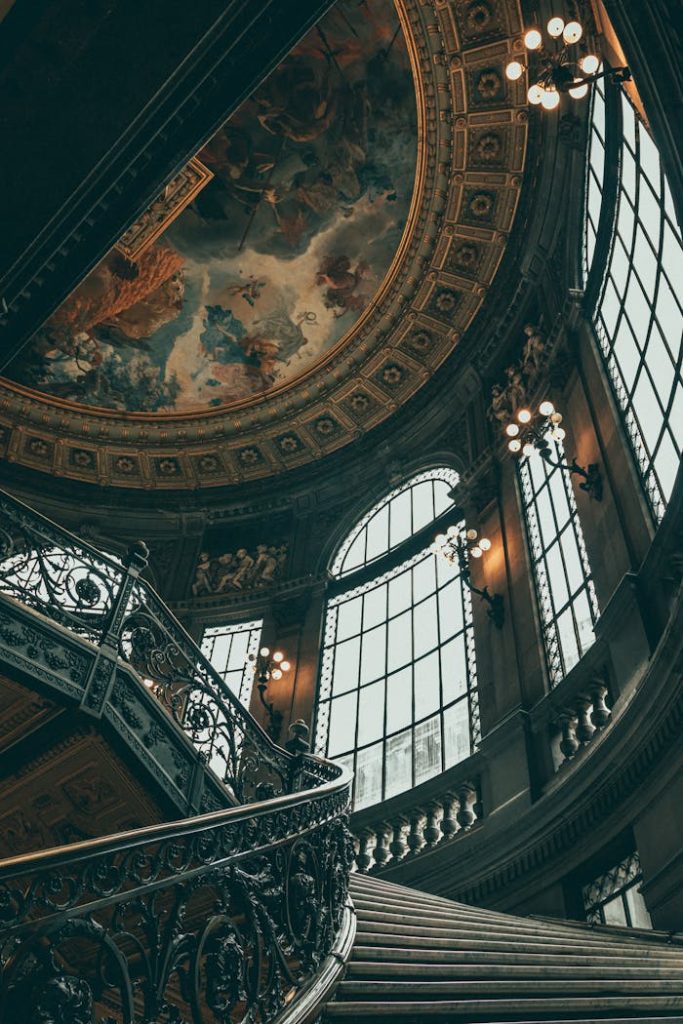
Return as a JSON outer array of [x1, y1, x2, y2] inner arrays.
[[0, 0, 530, 488], [4, 0, 417, 414]]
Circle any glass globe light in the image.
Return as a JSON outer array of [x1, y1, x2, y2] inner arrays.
[[479, 537, 492, 552], [539, 400, 555, 416], [506, 423, 520, 437], [260, 646, 270, 658], [562, 20, 583, 44], [541, 88, 560, 110], [508, 439, 522, 453], [518, 408, 532, 424], [470, 545, 483, 559], [273, 650, 284, 663], [506, 60, 524, 81], [447, 525, 459, 537], [580, 54, 600, 74], [271, 668, 283, 680], [550, 412, 563, 424], [547, 16, 565, 38], [522, 443, 535, 457], [281, 660, 291, 672], [524, 28, 542, 50], [466, 528, 478, 541], [555, 427, 566, 440], [528, 83, 545, 105], [569, 80, 589, 99]]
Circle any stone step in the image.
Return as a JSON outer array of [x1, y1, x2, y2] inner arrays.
[[336, 980, 683, 998], [326, 995, 683, 1016], [351, 945, 683, 967], [347, 961, 683, 980]]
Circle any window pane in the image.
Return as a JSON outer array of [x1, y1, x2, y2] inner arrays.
[[438, 580, 464, 641], [355, 742, 383, 809], [336, 596, 362, 642], [413, 595, 438, 658], [201, 618, 263, 708], [388, 610, 412, 671], [414, 715, 442, 786], [386, 667, 413, 734], [358, 679, 385, 746], [603, 896, 629, 927], [360, 624, 386, 684], [444, 699, 471, 768], [414, 650, 440, 719], [332, 636, 361, 695], [384, 730, 413, 798], [363, 584, 387, 630], [328, 692, 357, 756]]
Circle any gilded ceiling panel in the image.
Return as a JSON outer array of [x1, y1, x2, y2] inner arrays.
[[0, 0, 529, 488]]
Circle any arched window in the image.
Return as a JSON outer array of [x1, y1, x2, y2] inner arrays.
[[315, 469, 480, 809], [585, 78, 683, 520]]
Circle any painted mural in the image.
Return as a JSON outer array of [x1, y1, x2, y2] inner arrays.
[[6, 0, 417, 413]]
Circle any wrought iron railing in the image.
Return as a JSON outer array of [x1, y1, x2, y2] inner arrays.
[[0, 487, 355, 1022], [0, 489, 316, 803]]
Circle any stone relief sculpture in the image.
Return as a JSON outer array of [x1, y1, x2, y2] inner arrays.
[[488, 323, 546, 423], [192, 543, 288, 596]]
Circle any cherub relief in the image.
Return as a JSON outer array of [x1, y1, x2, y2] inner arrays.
[[521, 323, 545, 380], [191, 543, 289, 596]]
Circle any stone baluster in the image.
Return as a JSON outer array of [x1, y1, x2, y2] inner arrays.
[[590, 681, 611, 730], [558, 710, 580, 761], [455, 782, 478, 831], [440, 793, 459, 841], [575, 695, 596, 745], [372, 825, 390, 872], [389, 817, 408, 865], [423, 803, 441, 848], [356, 830, 374, 874], [406, 811, 425, 858]]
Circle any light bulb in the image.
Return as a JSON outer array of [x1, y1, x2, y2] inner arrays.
[[506, 423, 520, 437], [550, 411, 563, 424], [280, 660, 291, 672], [506, 60, 524, 81], [271, 668, 283, 680], [555, 427, 566, 440], [568, 80, 589, 99], [522, 443, 535, 457], [562, 20, 583, 44], [260, 646, 270, 658], [524, 28, 542, 50], [539, 400, 554, 416], [541, 88, 560, 110], [528, 83, 545, 105], [479, 538, 492, 551], [580, 54, 600, 75], [470, 546, 483, 559], [273, 650, 284, 663], [466, 528, 478, 541], [447, 525, 458, 537], [547, 16, 565, 38], [508, 439, 522, 453], [518, 408, 532, 424], [435, 533, 447, 546]]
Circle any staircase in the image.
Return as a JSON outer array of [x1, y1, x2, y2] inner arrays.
[[325, 873, 683, 1022], [1, 488, 683, 1024]]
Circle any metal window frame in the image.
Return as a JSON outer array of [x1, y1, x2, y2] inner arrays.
[[583, 76, 683, 523], [200, 618, 264, 709], [518, 440, 599, 687]]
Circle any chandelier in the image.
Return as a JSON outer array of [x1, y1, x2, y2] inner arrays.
[[505, 17, 631, 110], [432, 525, 504, 629], [504, 399, 603, 500]]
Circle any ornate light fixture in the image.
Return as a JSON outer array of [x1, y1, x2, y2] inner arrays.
[[251, 646, 291, 742], [506, 17, 630, 109], [504, 400, 603, 500], [432, 525, 505, 629]]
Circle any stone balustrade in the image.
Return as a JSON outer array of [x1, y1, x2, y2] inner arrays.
[[350, 766, 483, 874]]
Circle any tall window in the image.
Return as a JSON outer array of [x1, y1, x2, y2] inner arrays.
[[519, 442, 598, 686], [583, 852, 652, 929], [585, 78, 683, 519], [315, 469, 480, 809], [201, 619, 263, 708]]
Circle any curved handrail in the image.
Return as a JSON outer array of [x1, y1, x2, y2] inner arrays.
[[0, 487, 304, 802]]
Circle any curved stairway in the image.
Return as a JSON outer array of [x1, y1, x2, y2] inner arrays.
[[324, 873, 683, 1022]]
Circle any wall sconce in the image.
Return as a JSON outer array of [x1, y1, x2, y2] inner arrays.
[[506, 17, 630, 110], [250, 646, 291, 743], [433, 525, 505, 629], [504, 399, 603, 500]]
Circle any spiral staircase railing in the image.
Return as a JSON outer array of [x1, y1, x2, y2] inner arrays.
[[0, 489, 354, 1023]]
